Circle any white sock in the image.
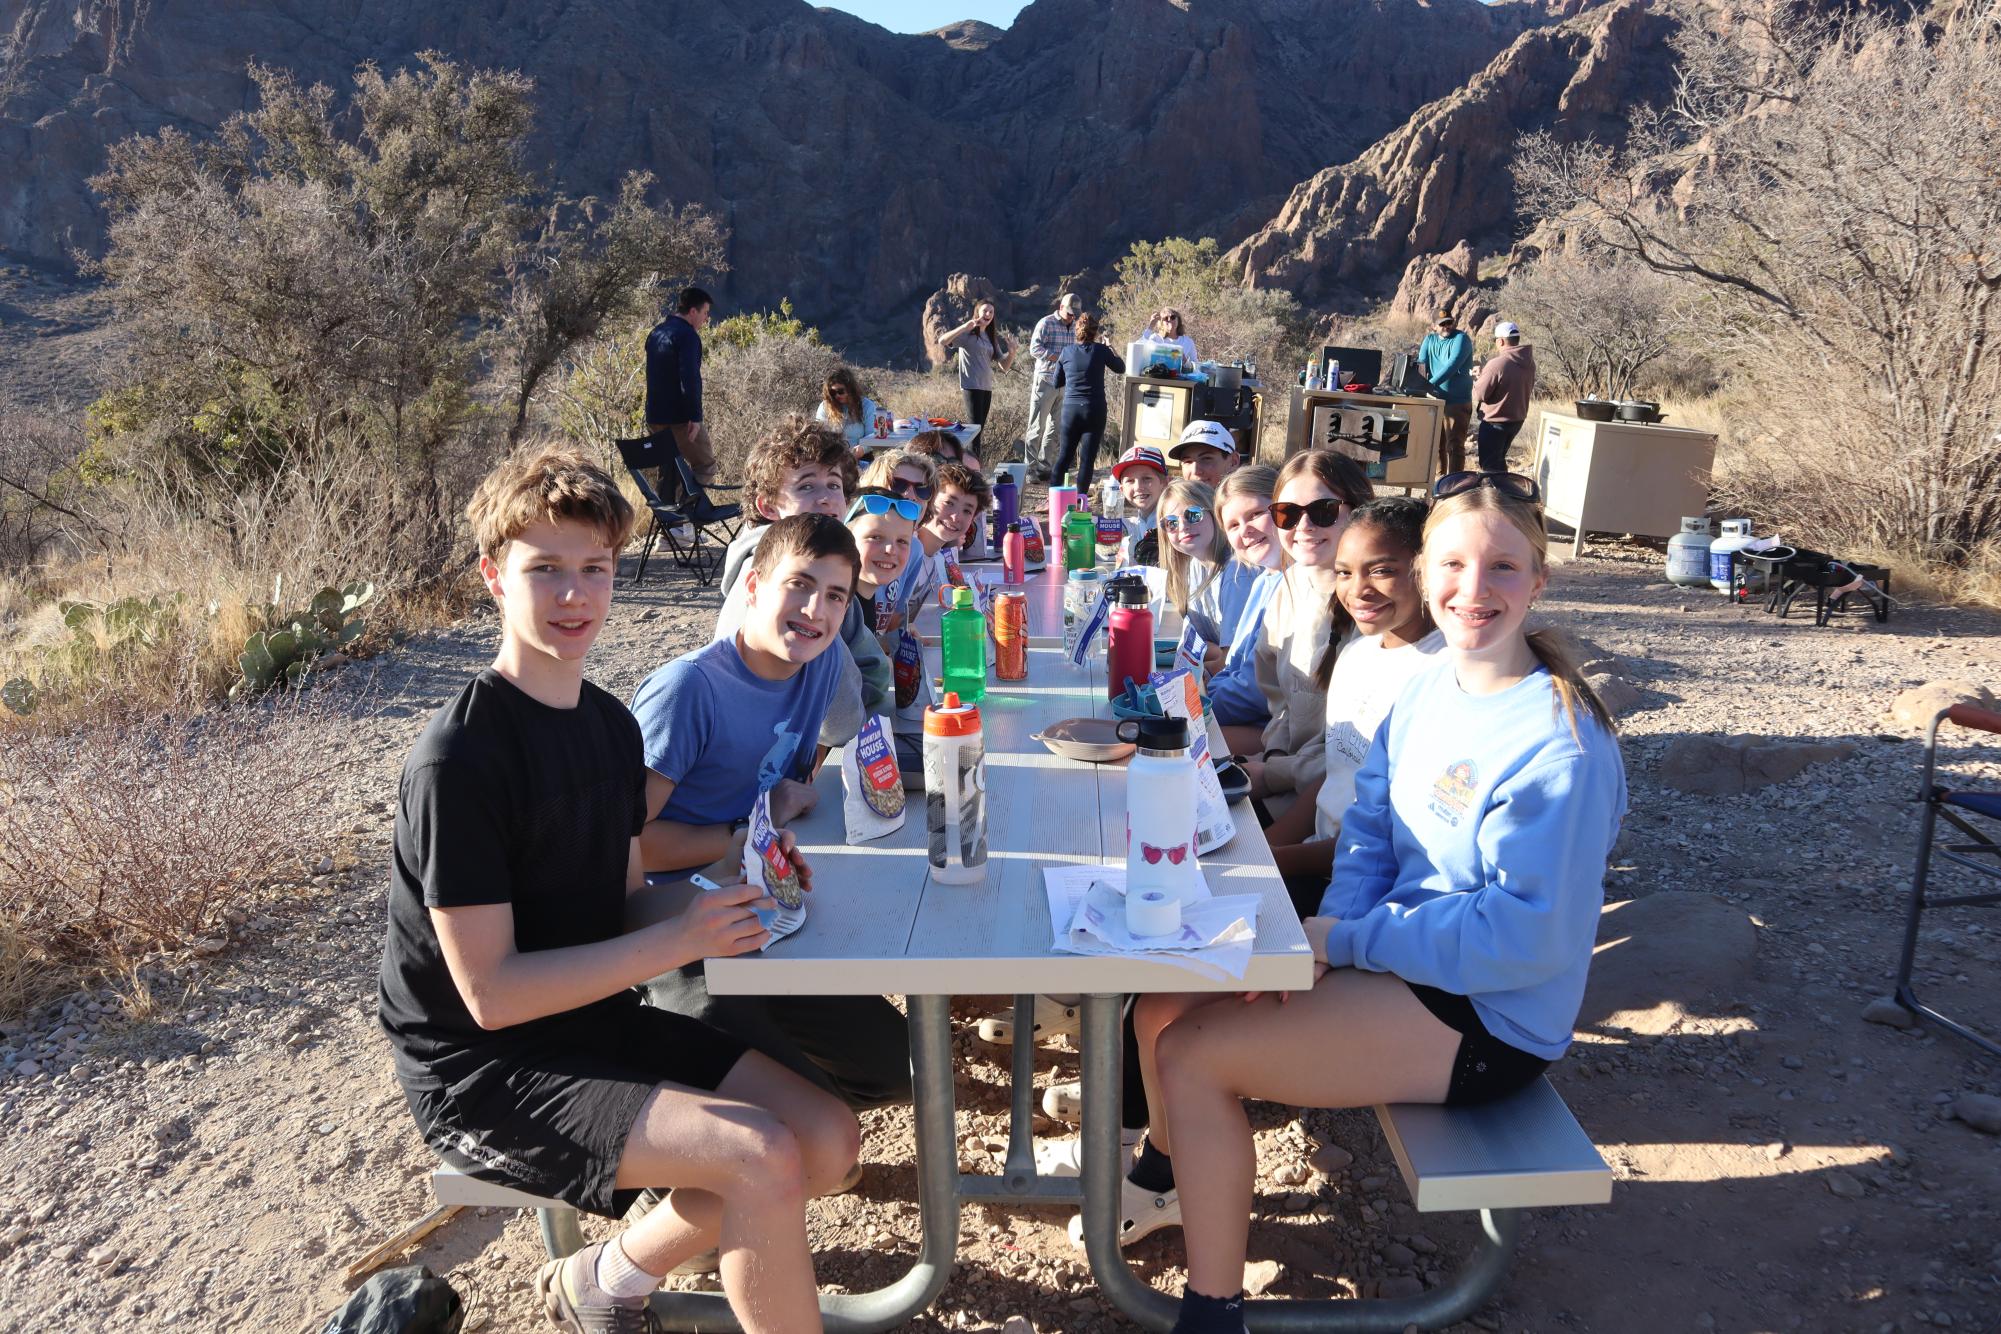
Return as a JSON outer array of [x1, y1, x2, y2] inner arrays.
[[595, 1236, 664, 1300]]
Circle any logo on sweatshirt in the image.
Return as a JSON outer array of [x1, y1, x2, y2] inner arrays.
[[1428, 760, 1478, 826]]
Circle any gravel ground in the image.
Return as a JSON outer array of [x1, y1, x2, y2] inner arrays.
[[1, 522, 1998, 1334]]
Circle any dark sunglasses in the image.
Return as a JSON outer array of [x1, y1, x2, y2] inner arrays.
[[1432, 471, 1542, 504], [828, 386, 849, 397], [1270, 498, 1349, 531], [847, 493, 923, 523], [1160, 507, 1208, 532], [888, 477, 935, 501]]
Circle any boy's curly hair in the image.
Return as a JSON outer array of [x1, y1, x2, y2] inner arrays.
[[744, 414, 858, 517]]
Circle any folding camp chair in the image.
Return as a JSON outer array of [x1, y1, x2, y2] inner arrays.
[[613, 432, 742, 587], [1892, 702, 2001, 1055]]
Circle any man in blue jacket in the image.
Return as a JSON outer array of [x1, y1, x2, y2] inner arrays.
[[646, 287, 718, 486], [1417, 310, 1474, 478]]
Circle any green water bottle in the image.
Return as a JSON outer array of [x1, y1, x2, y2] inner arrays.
[[1062, 505, 1097, 573], [940, 586, 987, 703]]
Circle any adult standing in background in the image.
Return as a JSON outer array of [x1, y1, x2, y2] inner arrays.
[[1140, 307, 1198, 365], [940, 300, 1013, 463], [1051, 313, 1126, 495], [645, 286, 719, 485], [1471, 321, 1537, 473], [1417, 309, 1474, 478], [1025, 292, 1083, 482]]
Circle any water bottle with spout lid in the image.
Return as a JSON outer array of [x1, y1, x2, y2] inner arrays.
[[923, 692, 987, 885], [1116, 714, 1204, 910]]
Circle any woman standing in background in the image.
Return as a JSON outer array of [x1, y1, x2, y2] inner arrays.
[[1051, 314, 1126, 495], [940, 301, 1012, 462]]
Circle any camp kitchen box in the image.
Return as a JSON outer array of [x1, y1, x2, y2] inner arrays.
[[1532, 411, 1718, 556], [1284, 387, 1443, 491]]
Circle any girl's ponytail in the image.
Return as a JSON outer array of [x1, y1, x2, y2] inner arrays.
[[1524, 626, 1616, 742]]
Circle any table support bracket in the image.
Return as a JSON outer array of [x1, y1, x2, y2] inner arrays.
[[1077, 994, 1522, 1332]]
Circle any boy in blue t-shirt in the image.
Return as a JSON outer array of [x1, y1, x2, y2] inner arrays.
[[632, 512, 913, 1111]]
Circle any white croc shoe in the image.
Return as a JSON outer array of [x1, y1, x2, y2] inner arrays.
[[1032, 1127, 1143, 1179], [1066, 1175, 1180, 1249], [976, 996, 1081, 1046], [1041, 1079, 1082, 1122]]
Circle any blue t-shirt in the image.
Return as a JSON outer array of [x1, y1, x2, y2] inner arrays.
[[631, 637, 841, 827], [1320, 662, 1627, 1060]]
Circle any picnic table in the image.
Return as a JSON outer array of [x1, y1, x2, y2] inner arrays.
[[857, 420, 980, 455], [467, 566, 1607, 1331]]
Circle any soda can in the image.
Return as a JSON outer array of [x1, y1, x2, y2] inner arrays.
[[995, 590, 1028, 681]]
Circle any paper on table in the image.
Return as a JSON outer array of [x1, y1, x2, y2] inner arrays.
[[1043, 865, 1259, 981]]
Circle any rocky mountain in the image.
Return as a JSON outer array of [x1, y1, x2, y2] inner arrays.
[[1229, 0, 1677, 320], [0, 0, 1559, 357]]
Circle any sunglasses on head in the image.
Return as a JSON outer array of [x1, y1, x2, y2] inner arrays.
[[847, 493, 923, 523], [1431, 471, 1543, 504], [1270, 498, 1348, 531], [888, 477, 935, 501], [1160, 506, 1208, 532]]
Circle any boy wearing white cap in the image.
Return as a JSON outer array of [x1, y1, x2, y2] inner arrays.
[[1472, 321, 1536, 473], [1168, 419, 1239, 489]]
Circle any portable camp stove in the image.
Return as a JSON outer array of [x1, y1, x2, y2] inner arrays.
[[1736, 547, 1892, 626]]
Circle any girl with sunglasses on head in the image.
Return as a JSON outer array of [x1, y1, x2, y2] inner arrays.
[[814, 367, 885, 460], [1207, 466, 1285, 745], [1260, 496, 1444, 914], [1113, 481, 1626, 1325], [1242, 450, 1375, 817]]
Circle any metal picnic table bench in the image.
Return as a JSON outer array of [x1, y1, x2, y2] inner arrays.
[[433, 566, 1612, 1330]]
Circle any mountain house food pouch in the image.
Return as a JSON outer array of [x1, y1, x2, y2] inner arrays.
[[737, 787, 806, 944], [892, 628, 924, 709], [842, 714, 906, 843]]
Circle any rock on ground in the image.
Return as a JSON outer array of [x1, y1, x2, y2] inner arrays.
[[1657, 735, 1858, 795]]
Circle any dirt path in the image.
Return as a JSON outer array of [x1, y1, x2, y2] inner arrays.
[[2, 535, 1998, 1334]]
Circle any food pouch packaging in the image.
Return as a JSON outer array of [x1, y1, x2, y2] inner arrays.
[[842, 714, 906, 843]]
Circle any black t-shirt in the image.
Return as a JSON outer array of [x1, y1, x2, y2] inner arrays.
[[378, 669, 648, 1090]]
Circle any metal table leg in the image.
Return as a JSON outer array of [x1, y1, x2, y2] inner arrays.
[[643, 993, 962, 1332], [1078, 995, 1523, 1333]]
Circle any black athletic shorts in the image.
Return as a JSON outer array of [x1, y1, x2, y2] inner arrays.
[[1406, 983, 1551, 1106], [404, 1004, 749, 1217]]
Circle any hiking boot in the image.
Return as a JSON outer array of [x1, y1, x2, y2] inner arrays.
[[534, 1241, 662, 1333], [1066, 1175, 1180, 1250], [975, 996, 1080, 1046]]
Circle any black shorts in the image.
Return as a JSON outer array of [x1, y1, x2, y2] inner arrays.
[[1406, 983, 1551, 1106], [404, 1004, 749, 1217]]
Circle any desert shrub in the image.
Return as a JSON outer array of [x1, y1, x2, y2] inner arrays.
[[700, 320, 847, 482], [1516, 2, 2001, 583], [0, 696, 344, 1015], [0, 411, 101, 571], [1499, 254, 1689, 401]]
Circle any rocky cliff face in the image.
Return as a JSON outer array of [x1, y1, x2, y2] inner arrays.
[[1228, 0, 1674, 310], [0, 0, 1551, 356]]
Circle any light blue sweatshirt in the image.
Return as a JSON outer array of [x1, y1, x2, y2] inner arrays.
[[1206, 565, 1280, 727], [1319, 661, 1626, 1059]]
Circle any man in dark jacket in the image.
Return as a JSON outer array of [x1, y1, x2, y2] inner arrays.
[[645, 287, 718, 485], [1471, 321, 1537, 473]]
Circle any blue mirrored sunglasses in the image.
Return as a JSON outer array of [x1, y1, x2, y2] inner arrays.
[[1160, 507, 1208, 531], [847, 493, 924, 523]]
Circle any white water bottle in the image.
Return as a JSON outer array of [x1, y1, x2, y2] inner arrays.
[[1116, 715, 1205, 906], [923, 693, 988, 884]]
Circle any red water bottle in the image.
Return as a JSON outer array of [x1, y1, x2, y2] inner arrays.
[[1002, 520, 1026, 584], [1106, 575, 1154, 703]]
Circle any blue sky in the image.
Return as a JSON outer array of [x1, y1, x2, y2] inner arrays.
[[819, 1, 1030, 33]]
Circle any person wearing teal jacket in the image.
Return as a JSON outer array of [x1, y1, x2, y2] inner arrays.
[[1418, 311, 1475, 477]]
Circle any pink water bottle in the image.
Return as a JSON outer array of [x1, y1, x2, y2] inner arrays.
[[1002, 520, 1026, 584]]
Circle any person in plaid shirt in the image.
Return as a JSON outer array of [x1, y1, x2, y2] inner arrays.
[[1024, 292, 1082, 481]]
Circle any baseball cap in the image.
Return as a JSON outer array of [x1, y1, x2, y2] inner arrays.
[[1495, 321, 1521, 338], [1168, 420, 1238, 460], [1110, 444, 1170, 479]]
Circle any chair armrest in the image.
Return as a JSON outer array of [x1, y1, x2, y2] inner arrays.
[[1947, 703, 2001, 736]]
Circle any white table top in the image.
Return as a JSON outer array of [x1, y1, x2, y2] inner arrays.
[[859, 422, 979, 453], [707, 570, 1315, 998]]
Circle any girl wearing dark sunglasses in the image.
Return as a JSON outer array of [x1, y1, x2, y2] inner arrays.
[[1241, 450, 1374, 814]]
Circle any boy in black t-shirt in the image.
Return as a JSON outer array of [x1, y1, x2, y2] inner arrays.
[[380, 446, 857, 1334]]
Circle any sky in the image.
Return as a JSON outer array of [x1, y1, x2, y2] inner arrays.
[[818, 1, 1031, 33]]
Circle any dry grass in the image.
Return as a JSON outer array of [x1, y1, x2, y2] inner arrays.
[[0, 694, 346, 1017]]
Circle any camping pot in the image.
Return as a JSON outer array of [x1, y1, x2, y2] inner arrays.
[[1574, 399, 1616, 422], [1210, 363, 1244, 396], [1615, 400, 1662, 423]]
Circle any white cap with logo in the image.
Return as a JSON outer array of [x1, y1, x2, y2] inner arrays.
[[1169, 419, 1238, 460]]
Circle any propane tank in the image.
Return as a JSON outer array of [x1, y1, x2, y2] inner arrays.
[[1708, 519, 1756, 593], [1667, 516, 1714, 588]]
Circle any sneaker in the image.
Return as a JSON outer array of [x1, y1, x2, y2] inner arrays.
[[975, 996, 1080, 1046], [1033, 1127, 1144, 1179], [1042, 1080, 1082, 1123], [535, 1241, 663, 1333], [1066, 1175, 1181, 1250]]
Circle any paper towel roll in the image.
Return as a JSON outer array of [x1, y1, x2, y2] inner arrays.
[[1126, 887, 1181, 938]]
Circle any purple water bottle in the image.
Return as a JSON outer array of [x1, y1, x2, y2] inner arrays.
[[991, 470, 1020, 547]]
